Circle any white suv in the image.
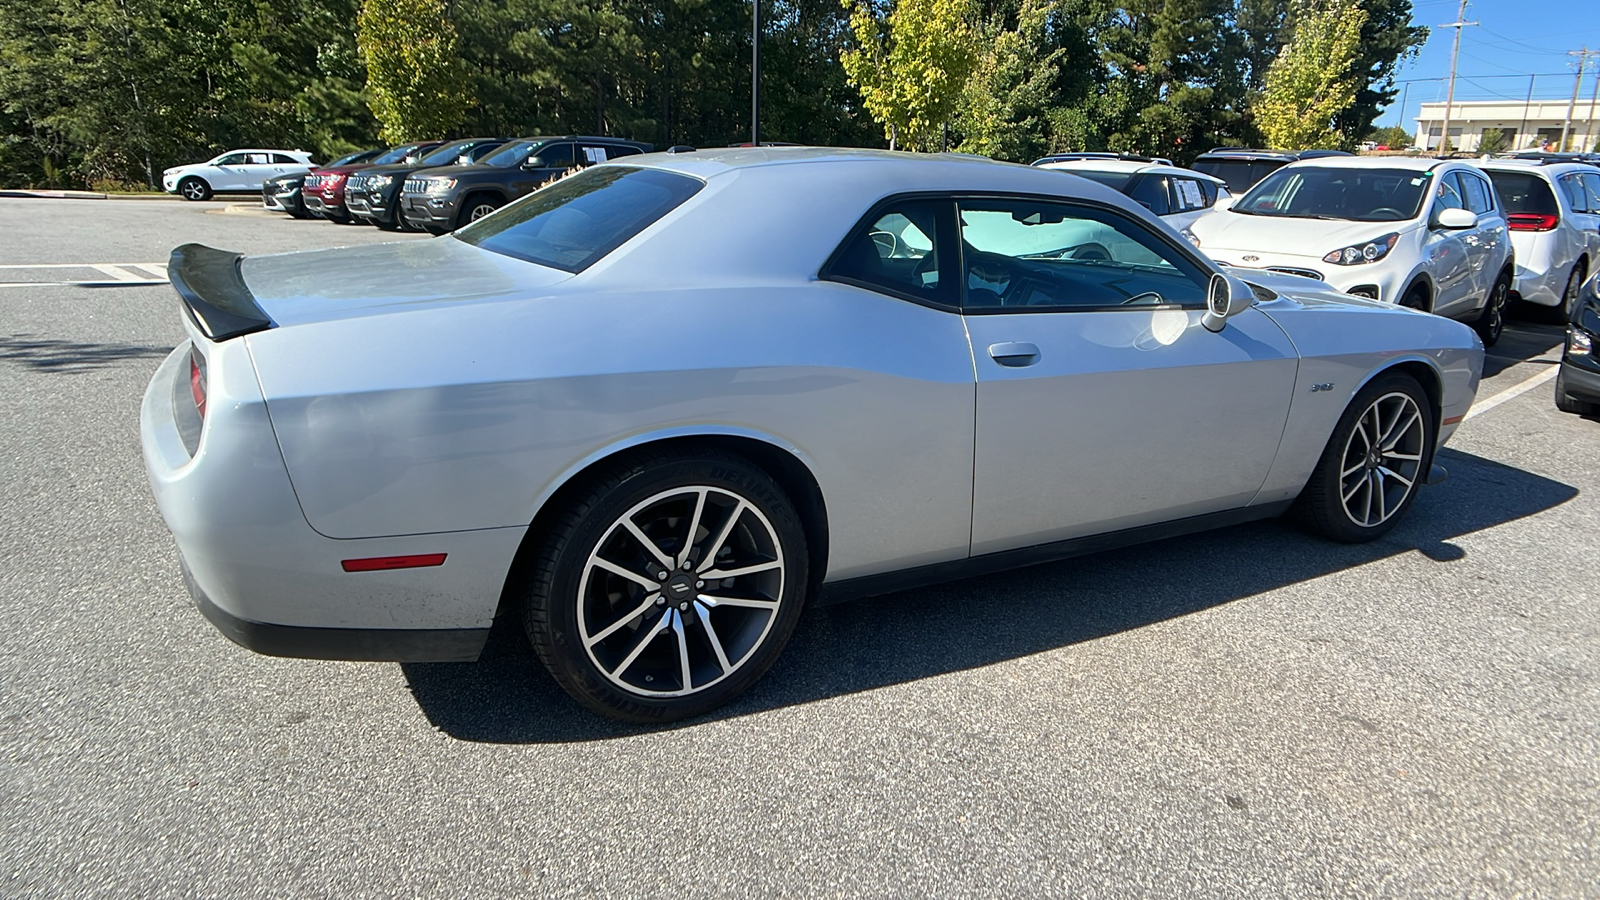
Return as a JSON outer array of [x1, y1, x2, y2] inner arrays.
[[1034, 154, 1230, 235], [1469, 160, 1600, 320], [1189, 157, 1515, 345], [162, 149, 315, 201]]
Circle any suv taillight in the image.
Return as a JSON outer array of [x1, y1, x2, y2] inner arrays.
[[1507, 213, 1558, 232], [189, 347, 207, 420]]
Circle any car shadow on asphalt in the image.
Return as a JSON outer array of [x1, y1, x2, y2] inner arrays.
[[401, 447, 1576, 744], [1484, 315, 1563, 380], [0, 334, 171, 373]]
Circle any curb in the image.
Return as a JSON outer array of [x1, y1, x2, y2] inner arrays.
[[209, 203, 286, 218], [0, 189, 108, 200]]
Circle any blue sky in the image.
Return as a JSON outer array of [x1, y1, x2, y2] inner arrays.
[[1381, 0, 1600, 131]]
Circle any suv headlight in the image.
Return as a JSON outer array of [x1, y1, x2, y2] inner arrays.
[[425, 178, 457, 193], [367, 175, 392, 189], [1322, 233, 1400, 266]]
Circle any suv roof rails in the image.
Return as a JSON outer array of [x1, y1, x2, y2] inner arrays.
[[1032, 152, 1158, 165], [1197, 147, 1353, 159]]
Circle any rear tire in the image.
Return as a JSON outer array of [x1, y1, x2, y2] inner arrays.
[[1555, 367, 1600, 416], [1473, 270, 1511, 347], [1291, 372, 1435, 543], [519, 448, 809, 723], [178, 177, 211, 202], [1550, 260, 1586, 324]]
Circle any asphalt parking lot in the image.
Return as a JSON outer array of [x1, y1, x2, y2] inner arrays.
[[2, 196, 1596, 898]]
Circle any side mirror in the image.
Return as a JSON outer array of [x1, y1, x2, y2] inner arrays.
[[1202, 272, 1254, 333], [521, 157, 545, 169], [1435, 207, 1478, 230]]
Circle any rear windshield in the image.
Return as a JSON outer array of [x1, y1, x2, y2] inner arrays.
[[1055, 169, 1132, 191], [1234, 166, 1430, 222], [455, 166, 703, 272], [1484, 171, 1558, 215], [1193, 159, 1284, 194]]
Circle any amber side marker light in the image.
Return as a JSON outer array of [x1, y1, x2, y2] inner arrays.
[[341, 554, 447, 572]]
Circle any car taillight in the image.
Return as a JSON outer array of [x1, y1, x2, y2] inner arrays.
[[1507, 213, 1558, 232], [189, 347, 207, 420]]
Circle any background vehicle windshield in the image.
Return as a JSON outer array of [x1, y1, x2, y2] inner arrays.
[[1193, 159, 1283, 193], [371, 144, 423, 165], [1234, 167, 1430, 222], [456, 166, 702, 272], [328, 149, 378, 167], [416, 142, 473, 166], [479, 141, 538, 167], [1484, 171, 1558, 215], [1059, 170, 1132, 191]]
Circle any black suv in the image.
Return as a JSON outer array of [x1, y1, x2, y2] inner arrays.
[[1191, 148, 1353, 194], [398, 135, 653, 233], [345, 138, 508, 230]]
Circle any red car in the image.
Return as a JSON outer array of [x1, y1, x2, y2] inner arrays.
[[304, 142, 441, 223]]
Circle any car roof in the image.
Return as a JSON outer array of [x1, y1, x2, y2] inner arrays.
[[1196, 148, 1353, 161], [1036, 159, 1224, 183], [1277, 155, 1445, 172], [1471, 158, 1597, 176]]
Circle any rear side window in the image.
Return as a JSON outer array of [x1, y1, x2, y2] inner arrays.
[[535, 143, 578, 168], [825, 199, 952, 307], [1487, 172, 1558, 215], [1127, 175, 1170, 215], [455, 166, 702, 272], [1170, 177, 1210, 212], [1458, 172, 1493, 214]]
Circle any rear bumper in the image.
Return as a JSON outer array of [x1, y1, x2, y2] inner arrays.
[[141, 342, 523, 661]]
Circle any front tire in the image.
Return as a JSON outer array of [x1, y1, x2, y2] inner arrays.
[[1292, 372, 1435, 543], [1555, 367, 1600, 416], [177, 177, 211, 202], [520, 449, 809, 723], [1473, 270, 1511, 347], [457, 195, 502, 230]]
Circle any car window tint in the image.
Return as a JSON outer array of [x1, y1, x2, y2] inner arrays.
[[1486, 171, 1559, 215], [1197, 179, 1219, 206], [1127, 175, 1171, 215], [1561, 175, 1588, 212], [216, 153, 247, 165], [1239, 166, 1430, 221], [270, 153, 297, 164], [535, 143, 578, 168], [1171, 178, 1209, 212], [463, 142, 504, 162], [1459, 173, 1493, 214], [455, 165, 702, 273], [957, 199, 1208, 311], [1434, 173, 1466, 212], [418, 142, 471, 165], [1584, 174, 1600, 211], [827, 200, 951, 305], [1058, 169, 1133, 191], [244, 153, 270, 165]]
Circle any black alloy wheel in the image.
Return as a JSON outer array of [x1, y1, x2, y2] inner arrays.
[[518, 448, 809, 723], [1474, 270, 1511, 347]]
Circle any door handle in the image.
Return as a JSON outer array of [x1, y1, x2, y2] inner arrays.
[[987, 342, 1041, 367]]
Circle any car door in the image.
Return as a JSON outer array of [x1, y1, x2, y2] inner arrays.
[[956, 196, 1298, 556], [1424, 171, 1477, 317], [511, 141, 577, 198], [210, 153, 249, 190], [1455, 168, 1508, 301], [1565, 173, 1600, 247], [234, 153, 277, 190]]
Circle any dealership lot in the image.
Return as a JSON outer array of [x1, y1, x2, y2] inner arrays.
[[2, 197, 1596, 896]]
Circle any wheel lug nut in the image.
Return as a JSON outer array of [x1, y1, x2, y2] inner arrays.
[[657, 571, 669, 580], [679, 602, 689, 611], [695, 580, 704, 588], [656, 597, 666, 606]]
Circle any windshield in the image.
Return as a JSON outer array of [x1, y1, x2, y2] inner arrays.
[[329, 149, 380, 167], [1234, 166, 1431, 222], [372, 143, 424, 165], [1056, 169, 1133, 191], [479, 140, 539, 168], [416, 141, 473, 166], [456, 166, 703, 272]]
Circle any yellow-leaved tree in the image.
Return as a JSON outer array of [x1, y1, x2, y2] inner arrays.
[[840, 0, 979, 151], [357, 0, 473, 143], [1255, 0, 1368, 151]]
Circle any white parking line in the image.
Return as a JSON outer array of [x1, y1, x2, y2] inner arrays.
[[0, 262, 169, 288], [1465, 365, 1560, 421]]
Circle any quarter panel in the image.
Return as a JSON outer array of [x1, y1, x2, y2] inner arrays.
[[247, 283, 978, 582]]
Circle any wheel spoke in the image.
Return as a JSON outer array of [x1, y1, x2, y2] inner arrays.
[[1372, 470, 1388, 522], [1341, 460, 1366, 478], [1379, 466, 1413, 489], [608, 611, 671, 677], [1381, 408, 1420, 451], [584, 592, 661, 648], [671, 610, 694, 690], [678, 489, 709, 568], [695, 500, 747, 574], [695, 600, 734, 674], [619, 517, 675, 574], [1342, 474, 1367, 502], [1384, 450, 1423, 462], [697, 592, 779, 611], [590, 556, 661, 591], [701, 560, 781, 580]]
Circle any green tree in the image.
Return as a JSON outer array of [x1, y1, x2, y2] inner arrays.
[[1476, 127, 1509, 155], [1366, 124, 1412, 148], [1331, 0, 1426, 148], [357, 0, 472, 142], [1255, 0, 1366, 150], [841, 0, 979, 150], [956, 0, 1067, 161]]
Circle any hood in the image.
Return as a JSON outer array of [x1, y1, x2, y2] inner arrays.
[[1192, 210, 1417, 257], [265, 172, 305, 187], [309, 164, 373, 176], [350, 161, 434, 177], [238, 238, 572, 329]]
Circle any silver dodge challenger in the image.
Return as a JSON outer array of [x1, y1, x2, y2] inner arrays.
[[141, 148, 1484, 722]]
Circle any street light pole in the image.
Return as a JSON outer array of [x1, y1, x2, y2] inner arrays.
[[751, 0, 760, 146]]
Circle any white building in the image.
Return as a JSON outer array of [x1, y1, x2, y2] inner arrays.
[[1414, 98, 1599, 152]]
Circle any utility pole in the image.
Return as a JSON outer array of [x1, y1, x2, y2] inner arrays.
[[751, 0, 760, 146], [1584, 67, 1600, 154], [1517, 74, 1534, 149], [1561, 49, 1590, 152], [1438, 0, 1478, 153]]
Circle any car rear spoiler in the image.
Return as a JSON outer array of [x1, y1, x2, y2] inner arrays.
[[169, 243, 272, 341]]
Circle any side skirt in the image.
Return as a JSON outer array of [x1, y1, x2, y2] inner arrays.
[[817, 502, 1294, 606]]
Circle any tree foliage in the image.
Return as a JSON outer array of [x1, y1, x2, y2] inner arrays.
[[841, 0, 978, 150], [1255, 0, 1367, 150], [357, 0, 473, 142]]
